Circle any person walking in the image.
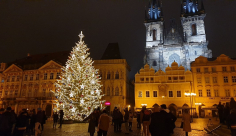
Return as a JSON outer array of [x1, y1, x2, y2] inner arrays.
[[124, 108, 129, 134], [182, 109, 191, 136], [112, 107, 119, 132], [35, 108, 43, 136], [97, 110, 110, 136], [53, 112, 58, 128], [141, 107, 151, 136], [15, 109, 29, 136], [88, 110, 97, 136], [228, 108, 236, 136], [58, 110, 64, 128], [128, 109, 133, 132]]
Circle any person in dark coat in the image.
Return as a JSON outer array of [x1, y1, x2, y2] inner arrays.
[[41, 110, 47, 131], [53, 112, 59, 128], [29, 110, 36, 134], [136, 112, 141, 128], [228, 109, 236, 136], [124, 108, 129, 134], [161, 105, 177, 135], [3, 107, 16, 136], [95, 108, 101, 127], [230, 98, 236, 110], [0, 108, 10, 136], [88, 111, 97, 136], [112, 107, 119, 132], [217, 102, 224, 124], [118, 109, 123, 132], [15, 109, 29, 136], [58, 110, 64, 128], [224, 103, 231, 128], [149, 104, 169, 136], [35, 108, 43, 136]]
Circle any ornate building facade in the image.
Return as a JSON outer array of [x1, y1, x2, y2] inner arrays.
[[0, 44, 133, 115], [144, 0, 212, 71]]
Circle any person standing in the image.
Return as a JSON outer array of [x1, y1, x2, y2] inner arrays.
[[217, 102, 224, 124], [230, 98, 236, 110], [124, 108, 129, 134], [182, 109, 191, 136], [88, 110, 97, 136], [118, 109, 123, 132], [53, 112, 58, 128], [97, 110, 110, 136], [58, 110, 64, 128], [4, 107, 16, 136], [35, 108, 43, 136], [224, 103, 231, 128], [128, 110, 133, 132], [112, 107, 119, 132], [29, 110, 36, 134], [142, 107, 151, 136], [0, 108, 10, 136], [136, 111, 141, 129], [15, 109, 29, 136], [228, 109, 236, 136], [41, 111, 47, 131]]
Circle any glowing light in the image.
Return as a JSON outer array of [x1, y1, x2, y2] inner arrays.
[[105, 101, 110, 106]]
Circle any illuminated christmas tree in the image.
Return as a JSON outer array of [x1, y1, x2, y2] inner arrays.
[[53, 31, 105, 121]]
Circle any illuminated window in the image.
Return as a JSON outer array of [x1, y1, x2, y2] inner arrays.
[[153, 91, 157, 97], [146, 91, 150, 97], [213, 77, 217, 83], [191, 24, 197, 36], [198, 90, 202, 97], [214, 90, 219, 97], [28, 90, 32, 97], [169, 91, 173, 97], [138, 91, 142, 97], [224, 76, 228, 83], [207, 89, 211, 97], [115, 87, 119, 96], [225, 89, 230, 97]]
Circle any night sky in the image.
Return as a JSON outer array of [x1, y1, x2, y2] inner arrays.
[[0, 0, 236, 79]]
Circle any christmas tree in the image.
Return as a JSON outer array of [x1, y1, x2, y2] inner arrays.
[[53, 31, 105, 121]]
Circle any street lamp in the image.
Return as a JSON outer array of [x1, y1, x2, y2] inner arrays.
[[184, 92, 196, 122]]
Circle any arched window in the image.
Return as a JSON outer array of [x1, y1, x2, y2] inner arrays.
[[153, 29, 156, 41], [191, 24, 197, 36], [107, 71, 110, 79], [115, 87, 119, 96], [195, 51, 197, 55], [115, 71, 119, 79], [152, 61, 157, 66], [107, 87, 110, 96]]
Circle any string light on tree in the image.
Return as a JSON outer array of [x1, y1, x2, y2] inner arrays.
[[52, 31, 105, 121]]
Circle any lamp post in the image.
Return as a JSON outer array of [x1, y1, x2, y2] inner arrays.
[[184, 92, 196, 122]]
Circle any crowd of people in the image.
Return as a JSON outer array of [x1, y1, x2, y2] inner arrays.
[[217, 98, 236, 136]]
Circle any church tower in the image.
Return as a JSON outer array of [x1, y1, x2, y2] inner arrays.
[[144, 0, 212, 71]]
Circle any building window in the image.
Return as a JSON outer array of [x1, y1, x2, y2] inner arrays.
[[224, 76, 228, 83], [50, 73, 54, 79], [168, 77, 172, 80], [207, 89, 211, 97], [191, 24, 197, 36], [36, 74, 39, 80], [24, 75, 28, 81], [107, 87, 110, 96], [11, 76, 15, 82], [222, 67, 227, 72], [107, 72, 110, 79], [30, 74, 33, 81], [5, 91, 8, 96], [146, 91, 150, 97], [7, 76, 10, 82], [177, 91, 181, 97], [115, 71, 119, 79], [196, 68, 200, 73], [234, 90, 236, 97], [34, 89, 38, 97], [225, 89, 230, 97], [56, 72, 60, 79], [205, 77, 210, 83], [232, 76, 236, 83], [0, 91, 2, 96], [173, 77, 178, 80], [204, 68, 208, 73], [179, 76, 185, 80], [150, 77, 154, 81], [169, 91, 173, 97], [15, 90, 18, 96], [10, 90, 13, 97], [138, 91, 142, 97], [153, 29, 156, 41], [231, 66, 235, 72], [44, 73, 47, 80], [140, 78, 144, 81], [197, 78, 201, 84], [198, 90, 202, 97], [214, 90, 219, 97], [213, 77, 217, 83], [212, 67, 216, 72], [115, 87, 119, 96], [16, 76, 20, 81], [146, 78, 149, 81], [152, 61, 157, 66], [28, 90, 32, 97], [153, 91, 157, 97]]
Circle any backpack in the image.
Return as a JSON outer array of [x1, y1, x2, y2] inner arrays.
[[143, 110, 150, 121]]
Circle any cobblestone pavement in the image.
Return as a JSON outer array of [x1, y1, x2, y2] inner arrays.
[[39, 118, 214, 136]]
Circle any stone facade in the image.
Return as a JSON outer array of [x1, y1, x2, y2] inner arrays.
[[144, 0, 212, 72]]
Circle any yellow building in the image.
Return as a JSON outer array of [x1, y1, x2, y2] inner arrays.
[[0, 43, 133, 116], [191, 54, 236, 117], [135, 62, 195, 117]]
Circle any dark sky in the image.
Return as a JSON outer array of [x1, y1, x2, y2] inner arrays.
[[0, 0, 236, 79]]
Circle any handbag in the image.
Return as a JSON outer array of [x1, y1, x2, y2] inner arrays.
[[231, 124, 236, 129], [180, 122, 183, 128]]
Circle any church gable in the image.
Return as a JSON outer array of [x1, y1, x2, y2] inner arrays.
[[39, 60, 62, 70], [3, 64, 23, 73]]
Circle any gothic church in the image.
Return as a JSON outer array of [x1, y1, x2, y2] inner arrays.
[[144, 0, 212, 71]]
